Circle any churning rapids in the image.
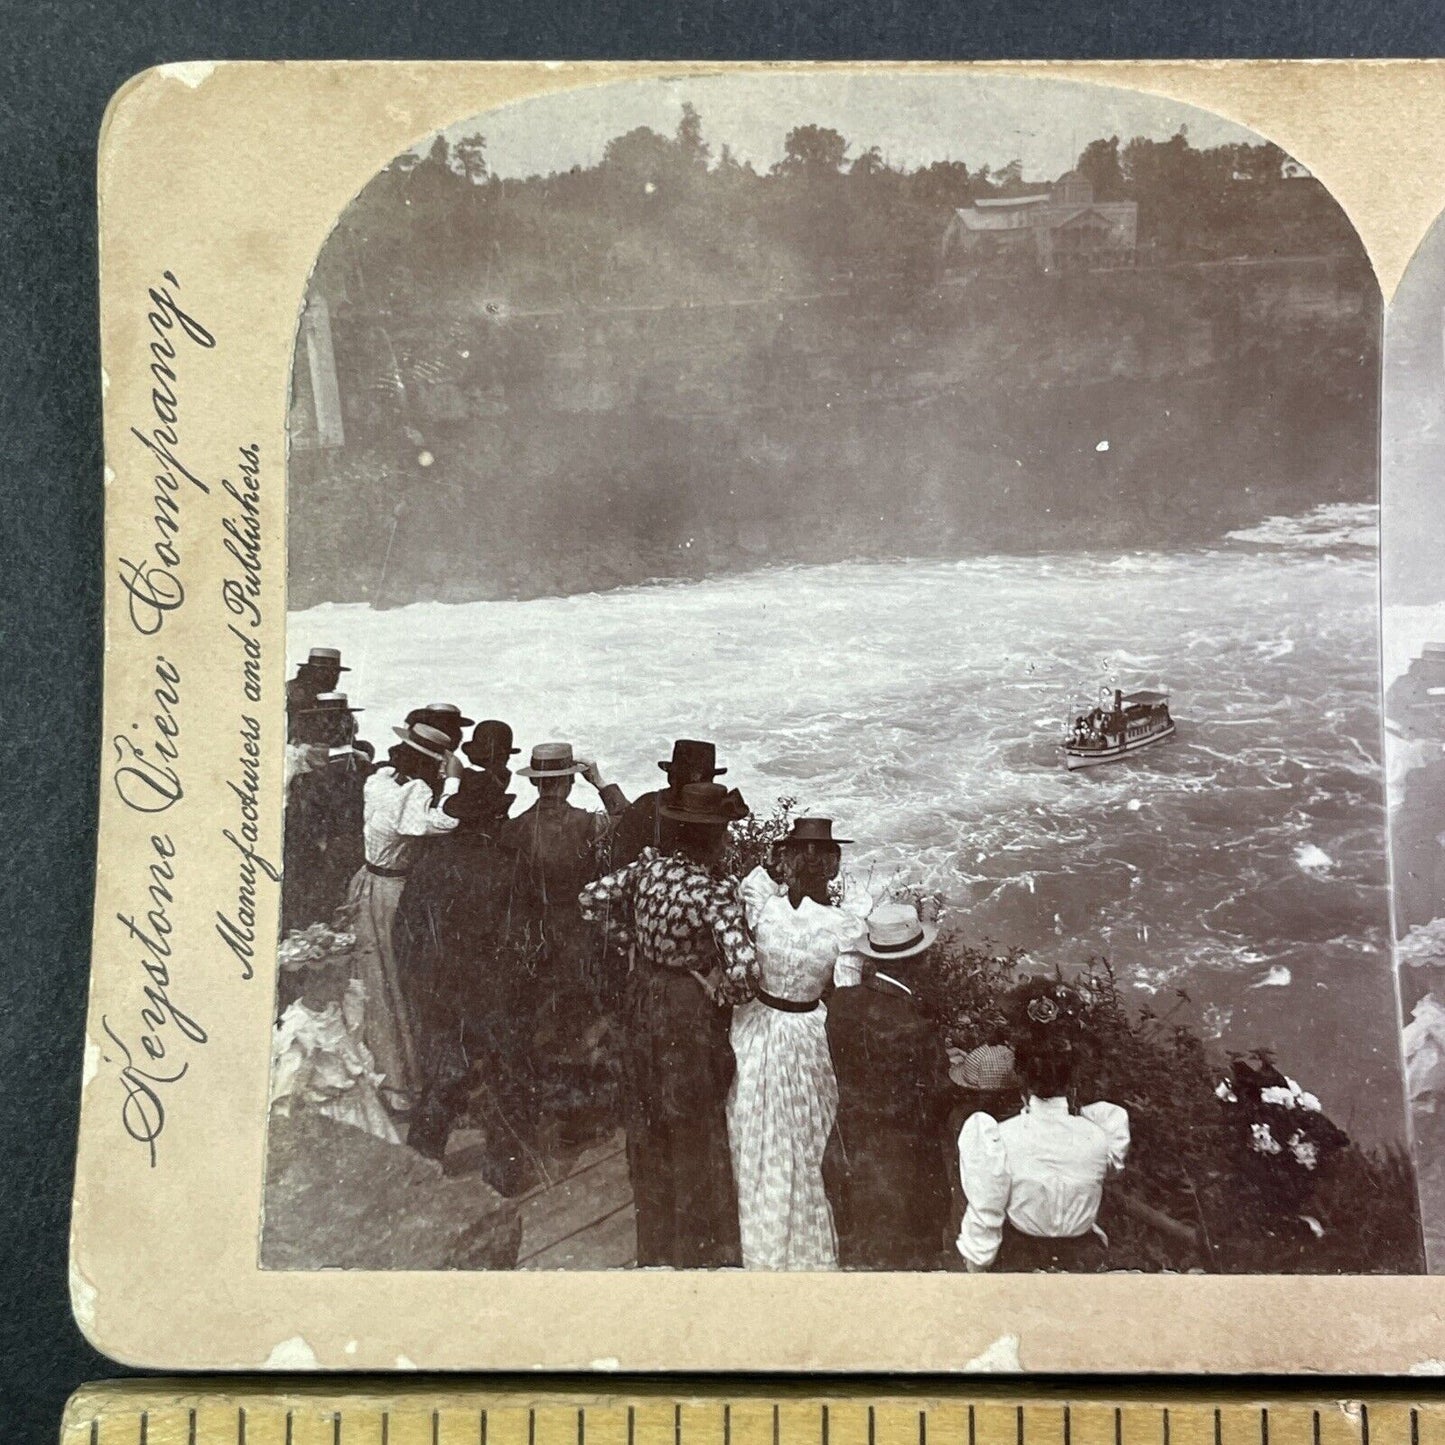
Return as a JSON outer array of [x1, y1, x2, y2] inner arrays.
[[290, 502, 1407, 1140]]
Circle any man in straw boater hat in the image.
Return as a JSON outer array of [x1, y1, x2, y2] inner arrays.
[[286, 646, 350, 742], [580, 780, 755, 1268], [612, 738, 729, 868], [497, 743, 629, 1136], [822, 900, 958, 1271], [404, 702, 475, 755]]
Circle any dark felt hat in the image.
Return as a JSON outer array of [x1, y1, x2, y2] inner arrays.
[[658, 738, 726, 778], [464, 719, 521, 768], [660, 781, 750, 827], [780, 816, 852, 847]]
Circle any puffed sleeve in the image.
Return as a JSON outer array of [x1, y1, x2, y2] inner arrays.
[[579, 858, 638, 923], [739, 864, 783, 929], [1080, 1101, 1130, 1175], [395, 777, 461, 837], [956, 1112, 1011, 1269]]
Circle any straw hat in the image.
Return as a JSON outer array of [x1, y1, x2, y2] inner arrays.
[[516, 741, 587, 779], [856, 901, 938, 961], [390, 721, 452, 761]]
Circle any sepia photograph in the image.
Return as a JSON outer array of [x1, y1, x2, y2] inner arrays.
[[1383, 202, 1445, 1272], [262, 71, 1420, 1277]]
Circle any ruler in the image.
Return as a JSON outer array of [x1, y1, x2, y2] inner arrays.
[[59, 1386, 1442, 1445]]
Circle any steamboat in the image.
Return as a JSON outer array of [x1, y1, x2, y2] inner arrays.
[[1062, 687, 1176, 770]]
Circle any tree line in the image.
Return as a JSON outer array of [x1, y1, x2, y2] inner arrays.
[[313, 103, 1364, 313]]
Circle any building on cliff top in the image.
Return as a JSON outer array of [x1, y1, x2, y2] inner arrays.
[[942, 171, 1138, 273]]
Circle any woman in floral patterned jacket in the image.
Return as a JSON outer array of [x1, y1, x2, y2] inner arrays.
[[580, 781, 755, 1269]]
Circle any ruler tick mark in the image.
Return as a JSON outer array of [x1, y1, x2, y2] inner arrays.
[[579, 1407, 587, 1445], [677, 1403, 683, 1445], [1261, 1409, 1269, 1445], [630, 1406, 637, 1445], [89, 1419, 98, 1445], [479, 1410, 486, 1445], [141, 1410, 149, 1445], [969, 1405, 977, 1445], [1116, 1408, 1124, 1445], [286, 1411, 294, 1445], [1017, 1407, 1024, 1445], [870, 1406, 877, 1445], [1412, 1411, 1421, 1445], [382, 1412, 390, 1445], [1362, 1405, 1371, 1445], [1163, 1410, 1170, 1445], [920, 1408, 927, 1445], [725, 1406, 731, 1445], [1312, 1414, 1320, 1445], [822, 1405, 829, 1445], [434, 1410, 441, 1445], [1214, 1409, 1222, 1445], [189, 1407, 197, 1445], [776, 1405, 782, 1445], [239, 1407, 247, 1445], [335, 1411, 343, 1445]]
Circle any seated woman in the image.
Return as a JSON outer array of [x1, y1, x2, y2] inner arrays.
[[955, 981, 1129, 1272]]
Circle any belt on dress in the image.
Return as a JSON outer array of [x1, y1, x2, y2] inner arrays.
[[756, 988, 819, 1013], [365, 861, 410, 879]]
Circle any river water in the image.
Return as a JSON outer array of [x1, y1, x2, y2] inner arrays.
[[290, 502, 1408, 1141]]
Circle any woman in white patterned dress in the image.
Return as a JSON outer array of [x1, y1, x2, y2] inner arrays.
[[730, 817, 872, 1270]]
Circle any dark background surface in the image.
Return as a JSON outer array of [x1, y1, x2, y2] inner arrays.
[[4, 2, 1445, 1440]]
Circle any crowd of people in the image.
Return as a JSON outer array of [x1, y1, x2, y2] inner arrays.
[[274, 645, 1132, 1273]]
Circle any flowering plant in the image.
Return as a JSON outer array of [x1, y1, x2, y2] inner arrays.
[[1215, 1055, 1349, 1209], [1027, 995, 1061, 1024], [1004, 975, 1085, 1039]]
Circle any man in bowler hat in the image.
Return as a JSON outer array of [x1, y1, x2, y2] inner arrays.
[[613, 739, 728, 867], [464, 719, 521, 800]]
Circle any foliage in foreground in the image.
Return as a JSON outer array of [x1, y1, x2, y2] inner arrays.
[[917, 936, 1422, 1274], [724, 797, 1422, 1274]]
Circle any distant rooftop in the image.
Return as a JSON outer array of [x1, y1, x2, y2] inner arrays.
[[972, 194, 1052, 210]]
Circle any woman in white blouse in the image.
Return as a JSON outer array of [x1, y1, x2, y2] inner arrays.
[[343, 720, 464, 1114], [956, 1018, 1129, 1272]]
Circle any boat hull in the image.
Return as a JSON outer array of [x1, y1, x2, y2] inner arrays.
[[1062, 721, 1176, 770]]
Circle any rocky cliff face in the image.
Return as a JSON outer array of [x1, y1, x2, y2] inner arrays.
[[288, 257, 1379, 608]]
